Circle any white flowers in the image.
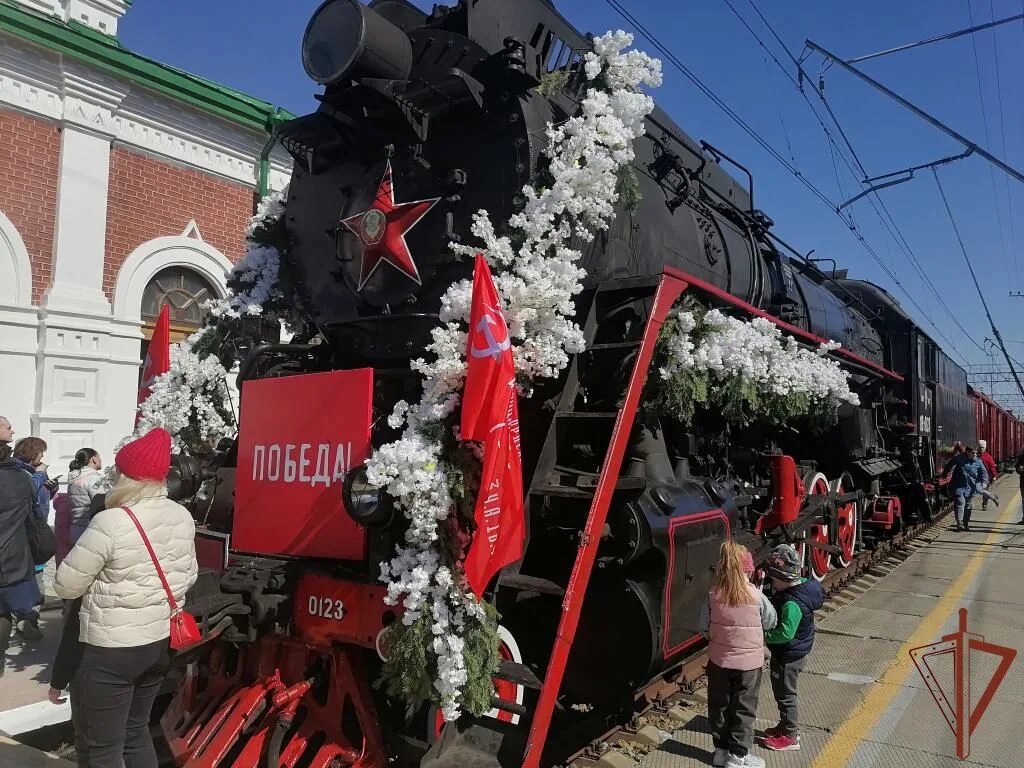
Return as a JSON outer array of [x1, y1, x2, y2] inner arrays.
[[131, 190, 289, 452], [369, 31, 661, 720], [208, 186, 288, 321], [660, 308, 860, 411], [136, 343, 232, 450]]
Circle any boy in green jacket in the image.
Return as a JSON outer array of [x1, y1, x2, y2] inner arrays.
[[761, 545, 824, 752]]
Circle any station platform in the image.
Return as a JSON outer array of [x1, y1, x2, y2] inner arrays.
[[634, 478, 1024, 768], [0, 604, 68, 731]]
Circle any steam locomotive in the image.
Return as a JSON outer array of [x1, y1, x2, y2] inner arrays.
[[162, 1, 1024, 767]]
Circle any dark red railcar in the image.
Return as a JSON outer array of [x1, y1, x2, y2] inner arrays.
[[969, 387, 1024, 469]]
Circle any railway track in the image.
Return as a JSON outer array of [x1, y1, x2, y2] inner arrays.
[[564, 503, 953, 768]]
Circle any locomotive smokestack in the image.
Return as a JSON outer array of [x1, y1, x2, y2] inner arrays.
[[302, 0, 413, 86]]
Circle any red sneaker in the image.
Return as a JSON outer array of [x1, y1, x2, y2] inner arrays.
[[763, 734, 800, 751]]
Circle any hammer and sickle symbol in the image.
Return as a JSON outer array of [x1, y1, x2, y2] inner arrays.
[[471, 311, 511, 360]]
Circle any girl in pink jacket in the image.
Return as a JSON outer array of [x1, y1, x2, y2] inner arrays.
[[698, 541, 777, 768]]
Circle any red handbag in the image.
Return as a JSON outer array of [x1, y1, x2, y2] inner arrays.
[[122, 506, 202, 651]]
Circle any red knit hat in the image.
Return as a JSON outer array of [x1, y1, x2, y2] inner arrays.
[[116, 428, 172, 481], [740, 550, 755, 575]]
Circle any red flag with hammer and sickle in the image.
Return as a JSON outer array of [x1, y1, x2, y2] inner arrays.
[[137, 304, 171, 425], [460, 255, 524, 597]]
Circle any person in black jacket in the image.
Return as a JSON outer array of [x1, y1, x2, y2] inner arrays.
[[0, 441, 43, 678], [1017, 450, 1024, 525]]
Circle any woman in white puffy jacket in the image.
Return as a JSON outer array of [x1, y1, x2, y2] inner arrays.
[[55, 428, 198, 768]]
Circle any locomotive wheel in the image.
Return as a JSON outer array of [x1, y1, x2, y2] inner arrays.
[[831, 473, 858, 568], [805, 472, 832, 581], [428, 625, 525, 743]]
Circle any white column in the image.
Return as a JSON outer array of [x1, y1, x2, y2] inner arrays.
[[34, 67, 130, 466], [42, 125, 113, 316]]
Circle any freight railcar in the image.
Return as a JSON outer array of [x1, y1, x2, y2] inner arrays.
[[160, 2, 1024, 767], [971, 388, 1024, 469]]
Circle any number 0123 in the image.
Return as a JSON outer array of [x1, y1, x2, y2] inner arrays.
[[308, 595, 345, 620]]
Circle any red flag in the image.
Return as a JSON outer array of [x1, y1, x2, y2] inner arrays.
[[137, 304, 171, 425], [461, 256, 525, 597]]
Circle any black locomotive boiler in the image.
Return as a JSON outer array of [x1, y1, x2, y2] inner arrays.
[[163, 2, 1006, 767]]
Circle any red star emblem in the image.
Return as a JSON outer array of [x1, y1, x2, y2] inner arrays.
[[341, 160, 441, 292]]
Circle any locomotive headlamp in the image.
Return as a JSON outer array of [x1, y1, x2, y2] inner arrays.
[[342, 463, 394, 527], [302, 0, 413, 86], [167, 454, 206, 503]]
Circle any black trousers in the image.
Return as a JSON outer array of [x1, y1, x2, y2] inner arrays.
[[770, 655, 807, 737], [75, 640, 171, 768], [707, 660, 763, 757]]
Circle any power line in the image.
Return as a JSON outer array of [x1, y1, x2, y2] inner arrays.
[[966, 1, 1015, 290], [840, 9, 1024, 63], [987, 0, 1021, 287], [736, 0, 971, 326], [931, 166, 1024, 399], [605, 0, 975, 364], [722, 0, 978, 360], [803, 38, 1024, 185], [606, 0, 973, 363]]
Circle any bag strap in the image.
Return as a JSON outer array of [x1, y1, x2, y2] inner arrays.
[[121, 506, 179, 612]]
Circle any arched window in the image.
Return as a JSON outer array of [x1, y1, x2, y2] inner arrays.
[[141, 267, 218, 343], [139, 267, 219, 388]]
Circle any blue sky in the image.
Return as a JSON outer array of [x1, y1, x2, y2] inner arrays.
[[121, 1, 1024, 399]]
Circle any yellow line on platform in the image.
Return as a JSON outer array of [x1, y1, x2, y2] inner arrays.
[[810, 489, 1021, 768]]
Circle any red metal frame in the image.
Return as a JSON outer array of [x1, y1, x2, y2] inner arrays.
[[863, 496, 902, 529], [520, 272, 686, 768], [292, 572, 392, 650], [662, 266, 904, 382], [662, 509, 730, 658], [161, 639, 387, 768]]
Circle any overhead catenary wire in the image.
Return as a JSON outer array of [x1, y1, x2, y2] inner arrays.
[[737, 0, 983, 354], [931, 167, 1024, 400], [715, 0, 979, 361], [602, 0, 975, 364], [966, 1, 1016, 290], [606, 0, 974, 364], [987, 0, 1021, 287]]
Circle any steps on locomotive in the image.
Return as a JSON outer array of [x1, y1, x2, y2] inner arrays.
[[528, 279, 663, 497], [485, 277, 673, 765]]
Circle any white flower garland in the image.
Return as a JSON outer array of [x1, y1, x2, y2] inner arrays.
[[660, 308, 861, 409], [208, 187, 288, 321], [130, 188, 289, 451], [135, 343, 233, 450], [368, 31, 661, 720]]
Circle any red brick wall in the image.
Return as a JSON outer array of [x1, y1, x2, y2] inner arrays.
[[103, 147, 254, 299], [0, 109, 60, 303]]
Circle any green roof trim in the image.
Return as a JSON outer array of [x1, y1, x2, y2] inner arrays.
[[0, 1, 294, 133]]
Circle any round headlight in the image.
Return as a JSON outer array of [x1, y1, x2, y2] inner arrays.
[[301, 0, 413, 86], [342, 464, 393, 527], [167, 454, 205, 503], [302, 0, 363, 85]]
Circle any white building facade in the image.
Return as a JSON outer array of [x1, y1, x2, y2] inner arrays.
[[0, 0, 291, 467]]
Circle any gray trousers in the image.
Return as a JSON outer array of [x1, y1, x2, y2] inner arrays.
[[978, 484, 998, 510], [770, 655, 807, 736], [707, 661, 762, 757], [953, 493, 973, 528]]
